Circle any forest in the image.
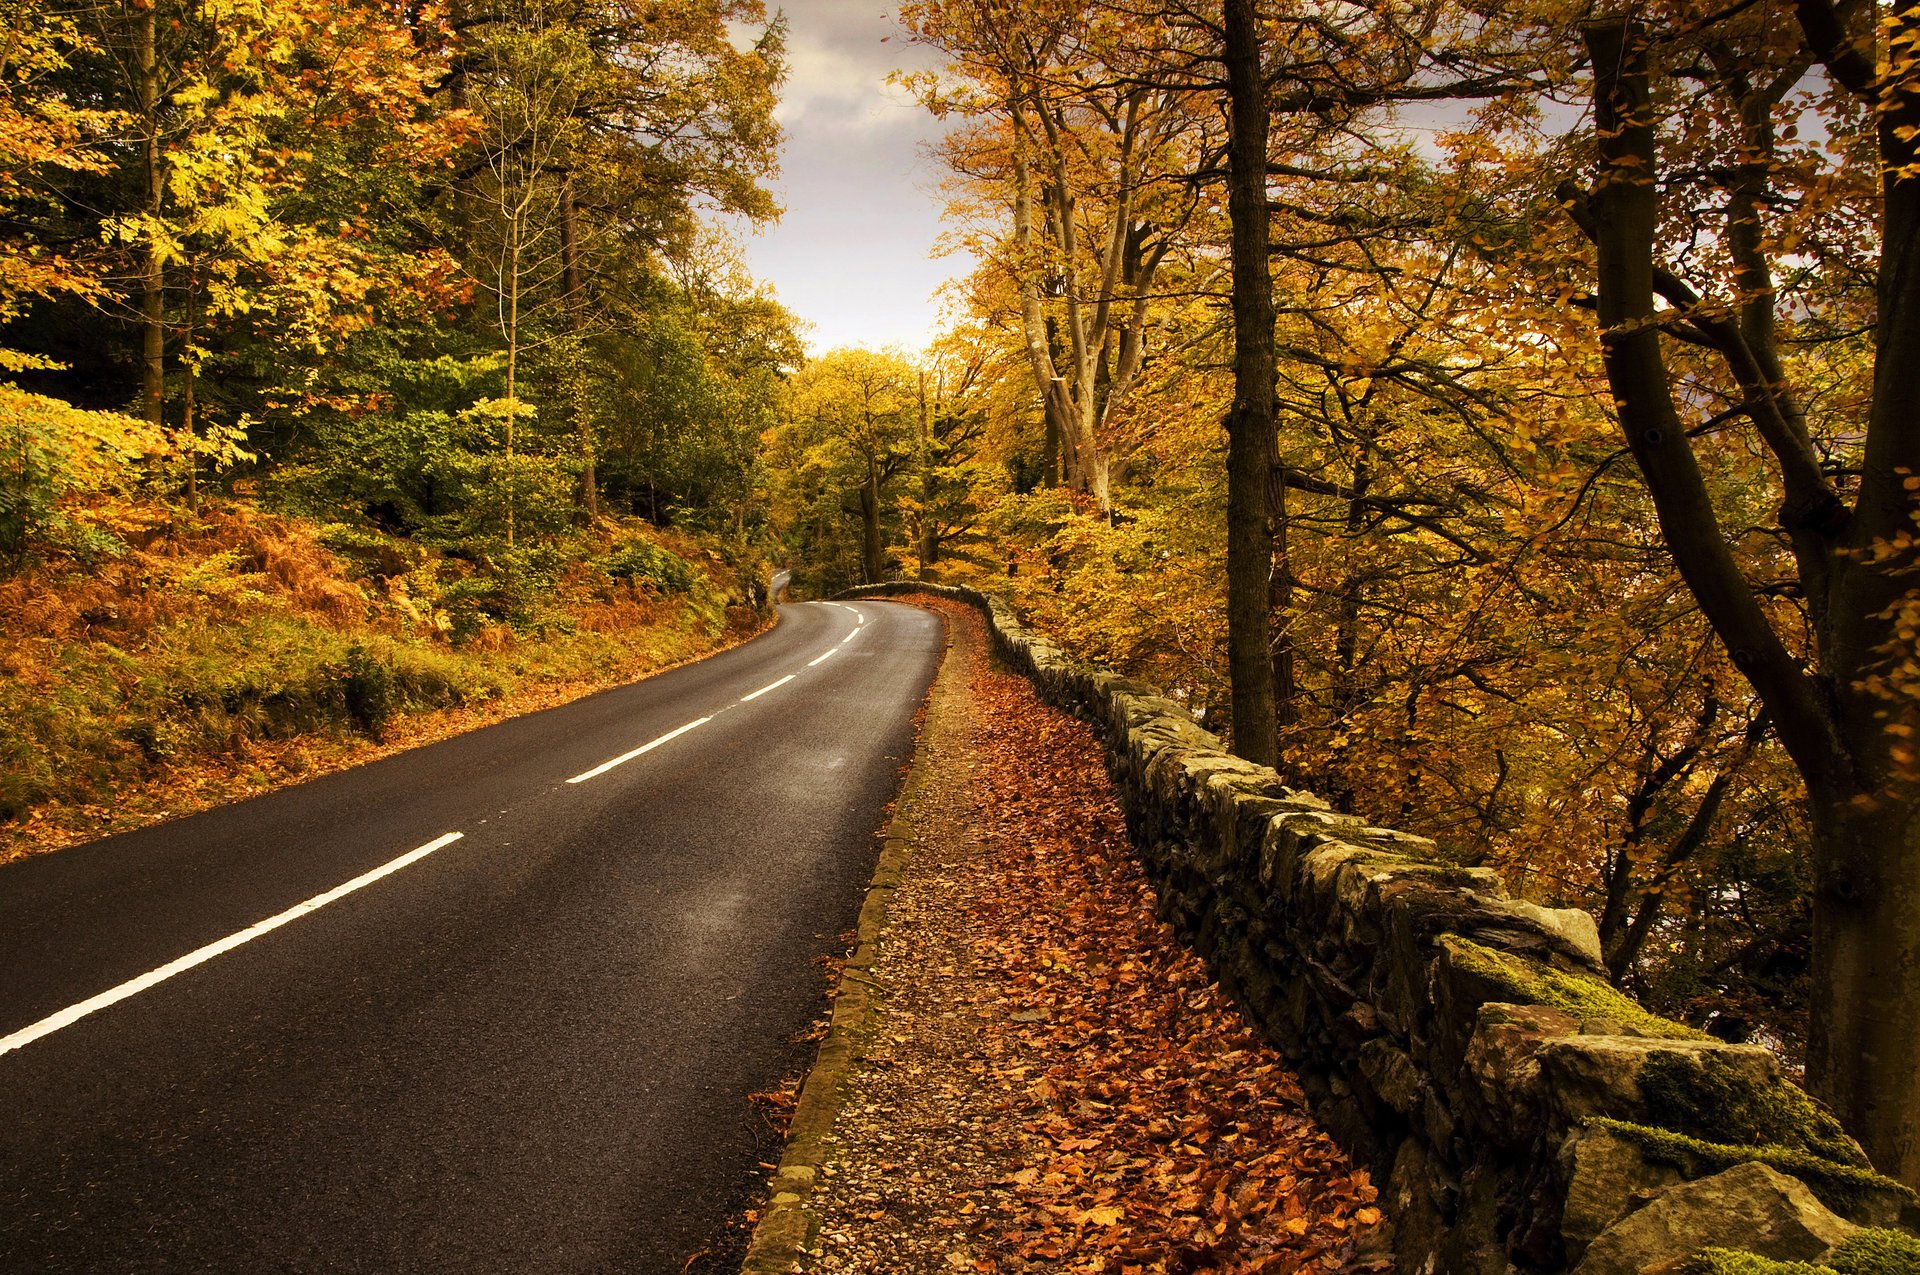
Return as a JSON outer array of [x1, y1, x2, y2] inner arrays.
[[3, 0, 1917, 1193], [1, 0, 794, 850]]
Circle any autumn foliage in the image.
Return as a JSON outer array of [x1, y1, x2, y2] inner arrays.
[[965, 660, 1388, 1273], [761, 0, 1920, 1193]]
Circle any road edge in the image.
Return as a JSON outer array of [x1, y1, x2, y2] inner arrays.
[[739, 600, 957, 1274], [1, 605, 784, 867]]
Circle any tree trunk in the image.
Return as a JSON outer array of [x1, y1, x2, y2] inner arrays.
[[861, 456, 883, 584], [1814, 0, 1920, 1179], [136, 1, 164, 430], [1808, 795, 1920, 1183], [1222, 0, 1279, 767], [560, 176, 596, 519], [1584, 13, 1920, 1182], [182, 271, 196, 510], [918, 370, 936, 576]]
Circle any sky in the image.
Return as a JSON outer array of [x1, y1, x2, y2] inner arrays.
[[737, 1, 965, 356]]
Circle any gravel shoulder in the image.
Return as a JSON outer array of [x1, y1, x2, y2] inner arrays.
[[744, 597, 1388, 1275]]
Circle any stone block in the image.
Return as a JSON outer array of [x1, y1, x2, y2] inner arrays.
[[1557, 1122, 1686, 1261], [1570, 1162, 1857, 1275], [1534, 1036, 1781, 1130], [1358, 1038, 1425, 1117]]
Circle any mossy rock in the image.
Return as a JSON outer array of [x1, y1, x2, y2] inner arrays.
[[1675, 1251, 1831, 1275], [1594, 1119, 1914, 1223], [1638, 1051, 1866, 1167], [1440, 935, 1709, 1039], [1676, 1230, 1920, 1275], [1826, 1227, 1920, 1274]]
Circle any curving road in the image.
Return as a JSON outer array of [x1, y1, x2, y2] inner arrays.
[[0, 600, 943, 1273]]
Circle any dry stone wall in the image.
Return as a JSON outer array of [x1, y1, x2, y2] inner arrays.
[[837, 583, 1915, 1274]]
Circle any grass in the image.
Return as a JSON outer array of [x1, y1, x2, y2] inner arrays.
[[0, 501, 768, 862]]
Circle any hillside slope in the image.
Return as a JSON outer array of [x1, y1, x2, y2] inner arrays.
[[0, 501, 767, 862]]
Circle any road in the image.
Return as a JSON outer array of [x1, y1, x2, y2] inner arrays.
[[0, 599, 943, 1273]]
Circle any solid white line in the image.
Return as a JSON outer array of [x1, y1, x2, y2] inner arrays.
[[741, 674, 796, 702], [807, 649, 838, 667], [0, 832, 466, 1059], [567, 717, 711, 783]]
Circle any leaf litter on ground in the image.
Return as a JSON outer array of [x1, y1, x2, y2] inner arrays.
[[797, 599, 1389, 1274]]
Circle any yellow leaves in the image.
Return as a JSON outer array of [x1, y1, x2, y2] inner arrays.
[[1075, 1204, 1125, 1226]]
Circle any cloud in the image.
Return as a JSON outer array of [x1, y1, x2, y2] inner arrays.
[[737, 1, 971, 353]]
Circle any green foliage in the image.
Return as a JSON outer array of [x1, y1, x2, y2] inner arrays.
[[0, 381, 162, 562], [0, 502, 756, 842], [0, 614, 499, 821], [597, 536, 696, 594], [436, 545, 565, 640]]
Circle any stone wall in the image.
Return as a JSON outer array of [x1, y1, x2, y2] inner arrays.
[[838, 582, 1915, 1274]]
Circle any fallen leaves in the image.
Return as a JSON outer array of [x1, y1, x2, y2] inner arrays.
[[802, 600, 1388, 1273]]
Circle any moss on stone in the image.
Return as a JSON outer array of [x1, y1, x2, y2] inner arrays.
[[1638, 1051, 1866, 1166], [1674, 1250, 1831, 1275], [1440, 935, 1711, 1039], [1673, 1231, 1920, 1275], [1827, 1228, 1920, 1275], [1592, 1119, 1915, 1220]]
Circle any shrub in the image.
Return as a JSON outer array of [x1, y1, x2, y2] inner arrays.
[[597, 536, 696, 594]]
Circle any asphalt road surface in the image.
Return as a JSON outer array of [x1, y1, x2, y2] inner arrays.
[[0, 599, 943, 1273]]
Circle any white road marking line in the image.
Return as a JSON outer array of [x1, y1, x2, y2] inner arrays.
[[741, 674, 795, 702], [567, 717, 711, 783], [0, 832, 466, 1060], [807, 649, 838, 667], [856, 612, 865, 626], [838, 631, 858, 647]]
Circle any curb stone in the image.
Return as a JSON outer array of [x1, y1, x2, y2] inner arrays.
[[739, 603, 959, 1274]]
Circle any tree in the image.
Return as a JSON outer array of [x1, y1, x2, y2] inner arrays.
[[904, 0, 1209, 511], [448, 0, 785, 520], [773, 349, 919, 587], [1221, 0, 1281, 766], [1563, 5, 1920, 1181]]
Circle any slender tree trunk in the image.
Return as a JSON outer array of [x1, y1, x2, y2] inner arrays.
[[1222, 0, 1278, 767], [918, 370, 936, 576], [560, 176, 596, 518], [1271, 458, 1296, 728], [861, 455, 883, 584], [504, 221, 520, 550], [182, 270, 196, 510], [136, 1, 164, 430]]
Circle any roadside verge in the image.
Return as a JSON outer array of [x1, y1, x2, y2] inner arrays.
[[739, 601, 958, 1273]]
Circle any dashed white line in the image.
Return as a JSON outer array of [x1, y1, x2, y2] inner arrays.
[[567, 717, 712, 783], [0, 832, 466, 1059], [807, 649, 838, 667], [741, 674, 796, 702]]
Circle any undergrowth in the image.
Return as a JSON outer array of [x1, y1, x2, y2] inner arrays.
[[0, 500, 765, 859]]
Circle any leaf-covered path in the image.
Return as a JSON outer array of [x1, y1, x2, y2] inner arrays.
[[782, 598, 1388, 1273]]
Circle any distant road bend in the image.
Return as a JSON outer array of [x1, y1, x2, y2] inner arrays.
[[0, 599, 943, 1273]]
